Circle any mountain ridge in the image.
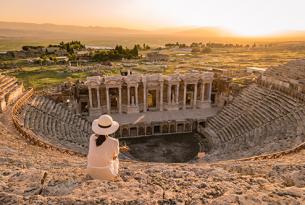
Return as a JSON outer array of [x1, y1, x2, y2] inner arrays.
[[0, 21, 305, 51]]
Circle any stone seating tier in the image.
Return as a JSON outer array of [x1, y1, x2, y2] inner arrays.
[[0, 75, 24, 113], [0, 79, 18, 95], [30, 96, 91, 131], [24, 106, 89, 154], [203, 84, 305, 161], [24, 96, 92, 154], [264, 59, 305, 81], [0, 83, 19, 97]]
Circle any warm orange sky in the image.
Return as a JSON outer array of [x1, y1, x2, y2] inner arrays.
[[1, 0, 305, 36]]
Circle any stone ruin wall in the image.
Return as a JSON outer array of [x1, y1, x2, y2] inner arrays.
[[76, 71, 214, 117]]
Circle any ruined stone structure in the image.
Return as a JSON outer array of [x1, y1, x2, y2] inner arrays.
[[145, 52, 169, 62], [260, 59, 305, 101], [84, 71, 214, 116], [5, 59, 305, 168], [0, 74, 24, 112], [202, 83, 305, 161], [75, 71, 215, 138]]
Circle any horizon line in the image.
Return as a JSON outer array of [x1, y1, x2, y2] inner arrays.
[[1, 20, 304, 38]]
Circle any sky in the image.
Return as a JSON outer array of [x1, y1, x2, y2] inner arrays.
[[1, 0, 305, 36]]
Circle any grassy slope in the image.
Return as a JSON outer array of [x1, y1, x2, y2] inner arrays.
[[10, 66, 88, 90]]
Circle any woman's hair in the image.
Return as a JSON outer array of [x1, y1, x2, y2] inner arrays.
[[96, 135, 106, 146]]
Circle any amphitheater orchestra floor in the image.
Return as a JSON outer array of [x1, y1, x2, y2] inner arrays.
[[109, 107, 220, 125]]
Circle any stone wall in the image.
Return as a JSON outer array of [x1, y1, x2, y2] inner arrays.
[[117, 119, 196, 138], [84, 71, 214, 115]]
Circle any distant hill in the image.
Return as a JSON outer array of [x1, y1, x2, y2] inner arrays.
[[0, 21, 305, 51], [172, 27, 233, 38], [272, 31, 305, 41], [0, 21, 148, 38]]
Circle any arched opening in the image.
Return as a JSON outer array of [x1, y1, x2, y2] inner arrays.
[[122, 128, 129, 137], [162, 124, 169, 133], [109, 88, 119, 113], [130, 127, 138, 137]]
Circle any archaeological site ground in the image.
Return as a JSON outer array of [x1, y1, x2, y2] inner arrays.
[[1, 39, 305, 204]]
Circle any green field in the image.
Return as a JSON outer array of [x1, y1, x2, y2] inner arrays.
[[8, 66, 88, 90], [3, 41, 305, 90]]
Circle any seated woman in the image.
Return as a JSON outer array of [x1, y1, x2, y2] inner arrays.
[[87, 114, 121, 180]]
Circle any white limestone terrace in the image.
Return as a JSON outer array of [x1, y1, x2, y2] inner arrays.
[[106, 107, 219, 125]]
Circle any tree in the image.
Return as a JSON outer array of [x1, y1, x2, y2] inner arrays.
[[68, 53, 77, 61], [201, 47, 212, 53], [190, 42, 199, 48], [144, 44, 150, 50], [131, 45, 139, 57], [92, 44, 139, 62], [191, 47, 201, 53], [58, 41, 85, 54], [115, 45, 124, 54]]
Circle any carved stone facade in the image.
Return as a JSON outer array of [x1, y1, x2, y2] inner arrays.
[[84, 71, 214, 118], [117, 119, 196, 139]]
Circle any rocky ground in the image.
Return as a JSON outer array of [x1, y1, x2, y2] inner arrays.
[[1, 121, 305, 204]]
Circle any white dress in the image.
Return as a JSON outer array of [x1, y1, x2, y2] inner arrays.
[[87, 135, 119, 180]]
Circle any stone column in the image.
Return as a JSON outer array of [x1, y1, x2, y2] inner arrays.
[[183, 83, 187, 109], [160, 81, 164, 111], [106, 87, 110, 113], [176, 84, 179, 104], [143, 82, 147, 112], [118, 86, 122, 113], [120, 128, 122, 138], [208, 82, 212, 102], [135, 85, 139, 107], [167, 84, 171, 105], [193, 83, 197, 108], [127, 86, 130, 106], [96, 87, 101, 108], [201, 83, 205, 101], [88, 87, 93, 108]]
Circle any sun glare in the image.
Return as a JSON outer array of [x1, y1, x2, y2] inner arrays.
[[1, 0, 305, 37], [229, 27, 282, 37]]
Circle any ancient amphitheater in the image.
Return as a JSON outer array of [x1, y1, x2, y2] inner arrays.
[[1, 60, 305, 204]]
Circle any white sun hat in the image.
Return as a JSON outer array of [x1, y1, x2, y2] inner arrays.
[[92, 114, 119, 135]]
